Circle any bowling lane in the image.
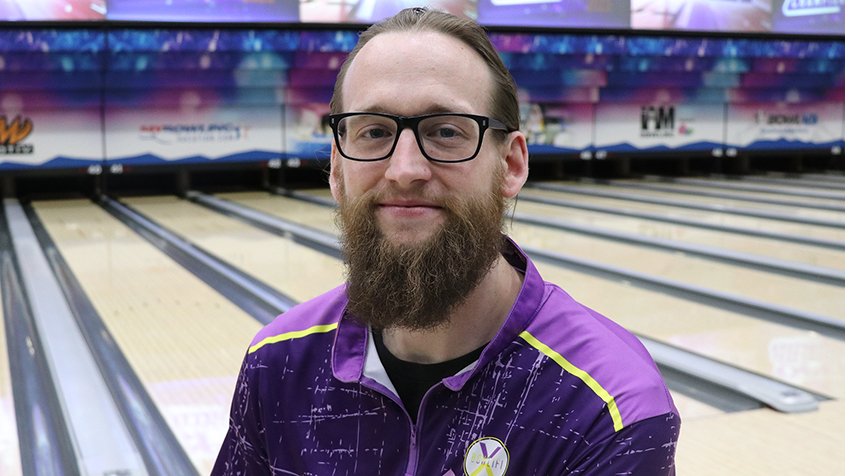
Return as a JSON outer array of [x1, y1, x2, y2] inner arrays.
[[564, 182, 845, 224], [678, 177, 845, 200], [533, 263, 845, 400], [668, 393, 723, 421], [618, 179, 845, 210], [799, 173, 845, 184], [509, 223, 845, 319], [743, 176, 845, 191], [0, 293, 22, 476], [677, 400, 845, 475], [223, 191, 845, 402], [523, 187, 845, 244], [121, 196, 345, 303], [217, 191, 339, 236], [514, 199, 845, 272], [32, 199, 263, 475]]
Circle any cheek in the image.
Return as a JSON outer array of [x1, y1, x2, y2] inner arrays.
[[340, 161, 388, 196]]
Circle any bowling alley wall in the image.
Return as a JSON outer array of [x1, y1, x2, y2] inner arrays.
[[2, 27, 845, 176]]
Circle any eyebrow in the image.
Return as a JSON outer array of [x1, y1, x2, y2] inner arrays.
[[358, 104, 471, 116]]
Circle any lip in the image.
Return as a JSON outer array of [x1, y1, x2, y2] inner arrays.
[[377, 199, 443, 218], [378, 200, 441, 209]]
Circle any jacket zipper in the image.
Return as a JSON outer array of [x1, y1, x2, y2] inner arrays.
[[405, 382, 443, 475]]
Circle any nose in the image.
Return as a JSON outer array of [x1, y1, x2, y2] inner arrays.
[[383, 127, 432, 187]]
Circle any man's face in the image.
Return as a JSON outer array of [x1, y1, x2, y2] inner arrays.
[[329, 31, 523, 330], [330, 30, 510, 245]]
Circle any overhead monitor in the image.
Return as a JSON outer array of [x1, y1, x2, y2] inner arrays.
[[107, 0, 299, 23], [0, 0, 106, 21], [2, 0, 843, 37]]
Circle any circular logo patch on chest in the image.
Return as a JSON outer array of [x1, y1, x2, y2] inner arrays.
[[464, 437, 509, 476]]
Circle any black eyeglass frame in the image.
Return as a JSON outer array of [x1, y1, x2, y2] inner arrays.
[[328, 112, 511, 164]]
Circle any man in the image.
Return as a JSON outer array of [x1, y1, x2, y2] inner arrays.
[[213, 8, 679, 475]]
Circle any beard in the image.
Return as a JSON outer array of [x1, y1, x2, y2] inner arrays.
[[335, 172, 507, 332]]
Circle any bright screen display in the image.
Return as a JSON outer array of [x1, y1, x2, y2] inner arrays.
[[0, 0, 106, 20], [300, 0, 476, 23], [630, 0, 773, 32], [771, 0, 845, 34], [2, 0, 844, 37], [107, 0, 299, 23], [478, 0, 630, 28]]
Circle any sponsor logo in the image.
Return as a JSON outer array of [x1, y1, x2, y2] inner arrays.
[[641, 106, 675, 138], [782, 0, 842, 17], [464, 437, 509, 476], [0, 115, 34, 155], [678, 124, 694, 136], [754, 112, 819, 126], [140, 123, 251, 145]]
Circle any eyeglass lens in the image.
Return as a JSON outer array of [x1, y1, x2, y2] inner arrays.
[[336, 114, 481, 162]]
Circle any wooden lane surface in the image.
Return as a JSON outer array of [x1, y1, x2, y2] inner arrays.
[[571, 182, 845, 223], [222, 191, 845, 403], [532, 262, 845, 398], [676, 400, 845, 475], [0, 289, 22, 476], [217, 191, 339, 236], [32, 199, 263, 475], [515, 199, 845, 272], [681, 177, 845, 199], [122, 196, 345, 304], [620, 179, 845, 210], [525, 188, 845, 244], [510, 215, 845, 319]]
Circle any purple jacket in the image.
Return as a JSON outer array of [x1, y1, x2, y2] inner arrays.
[[213, 239, 679, 475]]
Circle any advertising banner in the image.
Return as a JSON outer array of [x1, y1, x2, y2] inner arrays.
[[501, 53, 612, 72], [0, 101, 103, 170], [725, 102, 844, 151], [594, 103, 725, 153], [285, 103, 332, 160], [511, 69, 606, 87], [489, 33, 626, 55], [600, 88, 728, 104], [521, 102, 593, 156], [105, 105, 284, 165]]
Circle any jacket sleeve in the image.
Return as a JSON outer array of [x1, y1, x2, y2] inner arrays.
[[211, 352, 272, 476], [567, 412, 680, 475]]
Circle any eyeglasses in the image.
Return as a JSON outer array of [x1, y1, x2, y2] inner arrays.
[[329, 112, 510, 163]]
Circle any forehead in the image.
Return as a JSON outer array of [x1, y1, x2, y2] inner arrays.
[[341, 31, 493, 116]]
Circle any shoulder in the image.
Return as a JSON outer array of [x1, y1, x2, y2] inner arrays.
[[247, 284, 348, 355], [521, 281, 677, 430]]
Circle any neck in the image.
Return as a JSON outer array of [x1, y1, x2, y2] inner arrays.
[[380, 254, 524, 364]]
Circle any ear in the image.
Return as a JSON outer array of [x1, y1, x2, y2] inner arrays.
[[329, 142, 343, 202], [500, 131, 529, 199]]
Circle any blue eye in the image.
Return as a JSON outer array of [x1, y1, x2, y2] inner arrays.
[[367, 128, 388, 139]]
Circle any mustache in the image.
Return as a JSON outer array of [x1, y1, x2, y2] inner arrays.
[[356, 184, 448, 209]]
